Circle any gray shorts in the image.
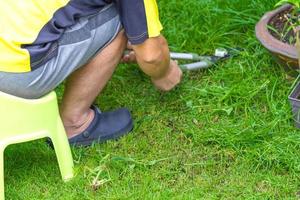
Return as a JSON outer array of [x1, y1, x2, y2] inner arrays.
[[0, 4, 121, 99]]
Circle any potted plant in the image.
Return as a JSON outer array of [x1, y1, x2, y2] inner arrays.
[[256, 0, 300, 127], [256, 0, 300, 77]]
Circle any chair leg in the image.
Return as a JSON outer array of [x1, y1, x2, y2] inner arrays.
[[51, 118, 74, 181], [0, 147, 5, 200]]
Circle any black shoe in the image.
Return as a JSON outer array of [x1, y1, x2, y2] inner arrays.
[[68, 105, 133, 146]]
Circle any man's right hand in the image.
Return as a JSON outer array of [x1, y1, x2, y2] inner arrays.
[[151, 60, 182, 92]]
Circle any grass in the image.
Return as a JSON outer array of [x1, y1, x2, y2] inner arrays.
[[5, 0, 300, 199]]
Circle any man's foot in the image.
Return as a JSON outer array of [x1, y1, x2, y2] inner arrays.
[[68, 105, 133, 146], [65, 109, 95, 139]]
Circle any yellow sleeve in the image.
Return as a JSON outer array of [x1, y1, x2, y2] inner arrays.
[[143, 0, 163, 38]]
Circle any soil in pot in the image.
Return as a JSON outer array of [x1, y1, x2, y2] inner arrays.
[[268, 7, 299, 45]]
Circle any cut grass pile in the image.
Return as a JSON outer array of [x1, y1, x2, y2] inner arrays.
[[5, 0, 300, 199]]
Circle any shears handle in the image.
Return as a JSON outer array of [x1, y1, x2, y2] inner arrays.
[[170, 52, 212, 61], [179, 56, 220, 71]]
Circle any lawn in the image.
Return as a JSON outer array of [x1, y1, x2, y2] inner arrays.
[[5, 0, 300, 199]]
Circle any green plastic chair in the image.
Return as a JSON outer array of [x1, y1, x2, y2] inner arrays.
[[0, 91, 74, 199]]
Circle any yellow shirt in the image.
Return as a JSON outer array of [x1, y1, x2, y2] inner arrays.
[[0, 0, 70, 72], [0, 0, 163, 73]]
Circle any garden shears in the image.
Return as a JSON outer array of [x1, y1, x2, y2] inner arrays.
[[170, 47, 243, 71]]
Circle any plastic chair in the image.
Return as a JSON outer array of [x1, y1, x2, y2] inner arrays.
[[0, 91, 74, 199]]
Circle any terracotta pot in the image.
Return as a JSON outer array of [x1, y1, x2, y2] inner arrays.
[[256, 4, 299, 77]]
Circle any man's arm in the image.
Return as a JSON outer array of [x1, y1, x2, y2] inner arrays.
[[117, 0, 182, 91], [132, 35, 169, 79], [131, 35, 182, 91]]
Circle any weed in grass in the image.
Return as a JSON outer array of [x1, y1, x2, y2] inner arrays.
[[84, 154, 111, 191]]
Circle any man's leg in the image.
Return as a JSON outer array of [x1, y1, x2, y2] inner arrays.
[[60, 30, 127, 138]]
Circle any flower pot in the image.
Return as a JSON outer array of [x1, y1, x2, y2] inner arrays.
[[256, 4, 299, 77], [289, 81, 300, 128]]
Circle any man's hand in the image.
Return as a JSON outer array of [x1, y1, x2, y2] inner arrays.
[[122, 50, 136, 63], [151, 60, 182, 91], [121, 43, 136, 63]]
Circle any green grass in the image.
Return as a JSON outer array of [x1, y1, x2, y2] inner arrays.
[[5, 0, 300, 199]]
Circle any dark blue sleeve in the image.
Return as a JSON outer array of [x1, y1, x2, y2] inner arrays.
[[115, 0, 149, 44]]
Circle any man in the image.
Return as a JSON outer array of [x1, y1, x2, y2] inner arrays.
[[0, 0, 182, 146]]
